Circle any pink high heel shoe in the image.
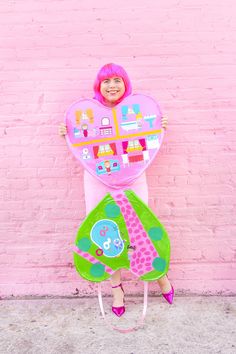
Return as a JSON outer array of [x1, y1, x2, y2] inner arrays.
[[162, 285, 174, 304], [111, 283, 125, 317]]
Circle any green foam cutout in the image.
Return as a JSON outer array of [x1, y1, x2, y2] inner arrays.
[[77, 237, 92, 252], [90, 263, 105, 278], [105, 203, 121, 218], [152, 257, 166, 272], [148, 227, 163, 241], [73, 190, 170, 283]]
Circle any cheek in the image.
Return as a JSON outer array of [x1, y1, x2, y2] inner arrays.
[[120, 83, 125, 92], [120, 86, 125, 96], [100, 85, 107, 96]]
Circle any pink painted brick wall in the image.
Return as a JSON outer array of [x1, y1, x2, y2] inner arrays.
[[1, 0, 236, 297]]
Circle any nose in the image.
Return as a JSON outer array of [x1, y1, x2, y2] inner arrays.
[[109, 79, 116, 88]]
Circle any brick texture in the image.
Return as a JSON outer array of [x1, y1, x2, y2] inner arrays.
[[0, 0, 236, 297]]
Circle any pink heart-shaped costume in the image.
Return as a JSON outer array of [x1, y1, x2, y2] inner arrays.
[[65, 94, 164, 188]]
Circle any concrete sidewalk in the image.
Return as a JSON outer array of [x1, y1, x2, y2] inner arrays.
[[0, 296, 235, 354]]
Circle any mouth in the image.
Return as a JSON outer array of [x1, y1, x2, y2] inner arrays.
[[107, 90, 119, 94]]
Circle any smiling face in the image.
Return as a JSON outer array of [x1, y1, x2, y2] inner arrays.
[[100, 77, 125, 106]]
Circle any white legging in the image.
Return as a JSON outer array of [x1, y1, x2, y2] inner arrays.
[[83, 170, 149, 214]]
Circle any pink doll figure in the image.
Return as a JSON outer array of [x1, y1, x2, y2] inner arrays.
[[59, 63, 173, 318], [104, 160, 111, 175], [81, 123, 88, 137]]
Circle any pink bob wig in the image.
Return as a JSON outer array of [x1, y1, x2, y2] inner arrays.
[[93, 63, 132, 105]]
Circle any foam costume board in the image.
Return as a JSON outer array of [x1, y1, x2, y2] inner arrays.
[[65, 94, 170, 282], [66, 94, 164, 188]]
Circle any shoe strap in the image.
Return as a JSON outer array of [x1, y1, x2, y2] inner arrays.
[[111, 283, 122, 289], [97, 281, 148, 333]]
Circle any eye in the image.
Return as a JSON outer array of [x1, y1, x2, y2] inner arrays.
[[102, 79, 109, 84], [114, 78, 121, 83]]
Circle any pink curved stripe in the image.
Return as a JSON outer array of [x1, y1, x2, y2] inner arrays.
[[73, 245, 113, 275], [112, 191, 159, 277]]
